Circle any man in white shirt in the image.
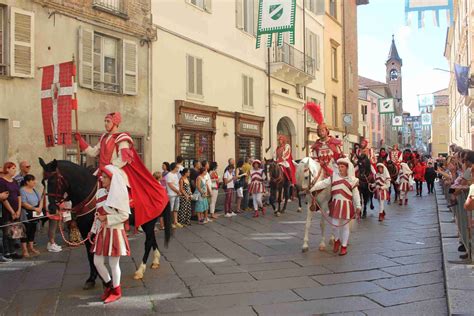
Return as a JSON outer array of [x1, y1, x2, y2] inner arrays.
[[224, 165, 237, 218], [166, 163, 182, 228]]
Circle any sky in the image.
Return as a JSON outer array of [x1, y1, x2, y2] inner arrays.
[[357, 0, 450, 115]]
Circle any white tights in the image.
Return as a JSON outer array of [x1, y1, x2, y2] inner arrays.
[[94, 255, 121, 288], [379, 199, 385, 214], [252, 193, 263, 210], [400, 191, 408, 201], [331, 218, 350, 247]]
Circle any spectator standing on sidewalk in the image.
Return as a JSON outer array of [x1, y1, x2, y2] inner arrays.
[[0, 187, 12, 263], [19, 175, 42, 257], [223, 164, 236, 217], [195, 168, 210, 224], [0, 162, 22, 259], [160, 162, 170, 187], [242, 158, 252, 211], [13, 161, 31, 186], [178, 168, 192, 226], [209, 162, 220, 219], [166, 163, 182, 229], [201, 160, 213, 223], [234, 159, 246, 214]]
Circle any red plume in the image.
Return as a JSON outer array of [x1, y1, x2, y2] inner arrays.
[[303, 101, 324, 125]]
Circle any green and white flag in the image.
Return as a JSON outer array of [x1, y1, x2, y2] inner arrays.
[[256, 0, 296, 48]]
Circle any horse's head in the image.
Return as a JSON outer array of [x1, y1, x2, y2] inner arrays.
[[296, 157, 321, 191], [39, 158, 67, 214]]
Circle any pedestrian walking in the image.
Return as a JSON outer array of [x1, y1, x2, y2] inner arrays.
[[92, 165, 131, 304], [194, 168, 209, 224], [248, 160, 266, 217], [413, 160, 425, 196], [166, 163, 182, 229], [397, 162, 413, 205], [373, 163, 391, 222], [209, 162, 220, 219], [19, 175, 42, 257], [425, 162, 437, 194], [178, 168, 192, 226]]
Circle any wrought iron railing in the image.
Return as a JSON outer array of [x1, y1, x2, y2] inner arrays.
[[92, 0, 126, 16], [272, 43, 315, 76]]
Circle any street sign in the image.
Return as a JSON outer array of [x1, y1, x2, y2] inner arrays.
[[378, 98, 395, 114], [421, 113, 432, 125], [343, 114, 353, 127], [392, 115, 403, 126], [256, 0, 296, 48]]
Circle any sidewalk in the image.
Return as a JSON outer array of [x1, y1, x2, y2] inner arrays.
[[435, 182, 474, 315]]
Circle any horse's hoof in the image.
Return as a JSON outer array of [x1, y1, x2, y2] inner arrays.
[[297, 207, 302, 213], [319, 244, 326, 251], [134, 263, 146, 280], [302, 247, 309, 253], [275, 212, 281, 217], [151, 263, 160, 269], [83, 280, 95, 290]]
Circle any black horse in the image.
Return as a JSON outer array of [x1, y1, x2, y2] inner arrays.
[[356, 154, 374, 218], [386, 160, 400, 204], [39, 158, 171, 289], [265, 159, 302, 216]]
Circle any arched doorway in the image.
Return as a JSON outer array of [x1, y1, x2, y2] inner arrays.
[[277, 117, 295, 150]]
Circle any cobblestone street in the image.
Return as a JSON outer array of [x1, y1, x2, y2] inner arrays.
[[0, 191, 447, 315]]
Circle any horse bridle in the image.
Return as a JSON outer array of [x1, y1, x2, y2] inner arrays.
[[42, 169, 98, 217], [307, 163, 323, 193]]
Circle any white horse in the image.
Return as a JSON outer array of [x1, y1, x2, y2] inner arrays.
[[296, 157, 333, 252]]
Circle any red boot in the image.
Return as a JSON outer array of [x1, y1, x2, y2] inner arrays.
[[253, 210, 259, 218], [333, 239, 341, 253], [398, 199, 403, 206], [261, 207, 266, 216], [404, 199, 408, 205], [104, 286, 122, 304], [339, 246, 347, 256], [378, 212, 383, 222], [101, 281, 112, 301]]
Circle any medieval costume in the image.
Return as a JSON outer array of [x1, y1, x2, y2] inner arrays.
[[75, 112, 169, 228], [275, 135, 296, 184], [389, 144, 403, 171], [356, 139, 376, 175], [373, 163, 391, 222], [248, 160, 266, 217], [377, 148, 389, 165], [311, 158, 361, 256], [397, 162, 413, 205], [92, 165, 130, 304], [304, 102, 344, 176]]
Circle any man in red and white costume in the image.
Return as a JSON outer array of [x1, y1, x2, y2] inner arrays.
[[74, 112, 169, 228], [357, 139, 377, 175], [248, 160, 266, 218], [92, 165, 130, 304], [372, 163, 391, 222], [389, 144, 403, 171], [311, 157, 361, 256], [275, 135, 296, 185], [397, 162, 413, 206], [303, 102, 343, 176]]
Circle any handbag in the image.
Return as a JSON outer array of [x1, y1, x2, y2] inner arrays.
[[5, 221, 26, 239], [191, 190, 201, 201]]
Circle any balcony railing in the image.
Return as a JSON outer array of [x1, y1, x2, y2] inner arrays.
[[92, 0, 127, 17], [272, 43, 315, 77]]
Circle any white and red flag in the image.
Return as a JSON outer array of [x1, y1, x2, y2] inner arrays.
[[41, 61, 76, 147]]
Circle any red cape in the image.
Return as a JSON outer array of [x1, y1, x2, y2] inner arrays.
[[122, 148, 169, 227]]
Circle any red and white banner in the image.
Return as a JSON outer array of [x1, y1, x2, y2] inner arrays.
[[41, 61, 75, 147]]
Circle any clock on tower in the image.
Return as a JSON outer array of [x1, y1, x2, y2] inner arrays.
[[390, 69, 398, 81]]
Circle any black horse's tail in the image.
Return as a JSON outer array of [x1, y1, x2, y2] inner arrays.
[[163, 202, 172, 248]]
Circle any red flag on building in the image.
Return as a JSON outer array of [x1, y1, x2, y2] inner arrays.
[[41, 61, 75, 147]]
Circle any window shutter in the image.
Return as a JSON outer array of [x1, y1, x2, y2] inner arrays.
[[249, 76, 254, 107], [236, 0, 243, 29], [10, 8, 34, 78], [316, 0, 325, 15], [196, 58, 203, 95], [253, 0, 259, 35], [242, 75, 248, 106], [78, 26, 94, 89], [204, 0, 212, 13], [123, 39, 138, 95], [187, 55, 195, 94]]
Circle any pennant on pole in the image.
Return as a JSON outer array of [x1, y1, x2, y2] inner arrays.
[[256, 0, 296, 48], [454, 63, 470, 96], [41, 61, 74, 147], [405, 0, 453, 28]]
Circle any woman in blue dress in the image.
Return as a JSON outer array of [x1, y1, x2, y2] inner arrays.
[[194, 168, 209, 224]]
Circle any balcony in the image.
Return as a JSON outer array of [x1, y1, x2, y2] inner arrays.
[[270, 43, 315, 86], [92, 0, 127, 18]]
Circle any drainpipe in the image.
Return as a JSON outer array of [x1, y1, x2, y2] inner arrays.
[[147, 36, 153, 169], [302, 0, 307, 153], [265, 47, 272, 153], [342, 1, 348, 151]]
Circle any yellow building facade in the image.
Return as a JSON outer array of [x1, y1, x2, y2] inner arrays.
[[431, 89, 449, 157]]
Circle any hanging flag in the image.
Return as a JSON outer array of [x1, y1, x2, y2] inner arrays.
[[454, 63, 470, 96], [41, 61, 74, 147], [256, 0, 296, 48], [405, 0, 453, 28]]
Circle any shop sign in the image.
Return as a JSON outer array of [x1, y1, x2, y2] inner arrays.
[[181, 111, 213, 128], [240, 121, 261, 135]]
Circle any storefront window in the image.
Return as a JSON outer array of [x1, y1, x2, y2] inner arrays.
[[179, 130, 213, 168], [238, 137, 261, 161]]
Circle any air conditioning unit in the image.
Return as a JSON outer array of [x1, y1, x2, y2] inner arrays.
[[296, 84, 303, 99]]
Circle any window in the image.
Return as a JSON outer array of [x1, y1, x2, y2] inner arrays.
[[242, 75, 254, 108], [92, 0, 126, 16], [307, 98, 320, 123], [238, 137, 261, 161], [305, 30, 320, 72], [188, 0, 212, 12], [79, 27, 138, 95], [1, 7, 35, 77], [331, 45, 337, 80], [65, 133, 144, 167], [93, 34, 119, 93], [329, 0, 337, 19], [332, 96, 338, 127], [243, 0, 255, 34], [236, 0, 258, 35], [187, 55, 203, 97]]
